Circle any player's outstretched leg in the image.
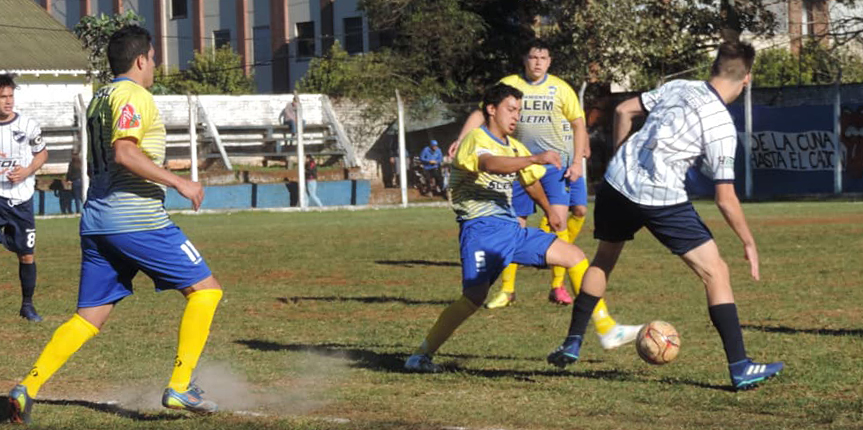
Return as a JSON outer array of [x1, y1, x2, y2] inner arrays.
[[406, 295, 479, 372]]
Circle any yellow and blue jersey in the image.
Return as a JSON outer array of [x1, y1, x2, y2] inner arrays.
[[499, 74, 584, 166], [80, 78, 173, 235], [449, 126, 545, 222]]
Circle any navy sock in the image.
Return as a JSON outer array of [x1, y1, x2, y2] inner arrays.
[[708, 303, 747, 364], [19, 262, 36, 304], [566, 292, 601, 337]]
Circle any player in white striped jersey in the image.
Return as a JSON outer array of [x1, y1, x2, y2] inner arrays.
[[0, 74, 48, 323], [548, 41, 783, 391]]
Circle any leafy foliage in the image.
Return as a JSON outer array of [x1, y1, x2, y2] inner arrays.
[[752, 41, 863, 87], [151, 46, 255, 95], [73, 10, 144, 84]]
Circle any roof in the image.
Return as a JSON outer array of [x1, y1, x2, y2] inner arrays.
[[0, 0, 89, 72]]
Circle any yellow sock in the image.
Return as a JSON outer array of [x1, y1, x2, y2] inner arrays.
[[567, 215, 586, 243], [21, 314, 99, 397], [567, 258, 618, 335], [550, 229, 569, 288], [539, 216, 550, 233], [500, 263, 518, 294], [168, 289, 223, 392], [415, 295, 478, 356]]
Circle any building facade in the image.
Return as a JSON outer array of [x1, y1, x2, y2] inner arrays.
[[36, 0, 373, 93]]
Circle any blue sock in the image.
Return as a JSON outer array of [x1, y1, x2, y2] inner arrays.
[[19, 262, 36, 304]]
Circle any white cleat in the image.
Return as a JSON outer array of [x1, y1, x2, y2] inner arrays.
[[404, 354, 442, 373], [598, 324, 644, 350]]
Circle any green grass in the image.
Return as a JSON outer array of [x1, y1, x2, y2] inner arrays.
[[1, 202, 862, 429]]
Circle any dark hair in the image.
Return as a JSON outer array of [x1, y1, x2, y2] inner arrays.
[[710, 40, 756, 81], [522, 39, 552, 58], [481, 83, 523, 122], [107, 25, 152, 76], [0, 74, 17, 91]]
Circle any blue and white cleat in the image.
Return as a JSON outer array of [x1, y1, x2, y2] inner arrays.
[[161, 384, 218, 414], [729, 358, 784, 391], [404, 354, 442, 373], [19, 303, 42, 323], [8, 384, 33, 424], [547, 335, 583, 368]]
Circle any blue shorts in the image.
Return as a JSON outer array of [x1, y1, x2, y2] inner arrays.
[[0, 197, 35, 255], [567, 176, 588, 207], [593, 181, 713, 255], [78, 226, 213, 308], [459, 217, 557, 289], [511, 164, 569, 217]]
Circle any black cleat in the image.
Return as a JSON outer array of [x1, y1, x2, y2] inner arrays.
[[19, 303, 43, 322]]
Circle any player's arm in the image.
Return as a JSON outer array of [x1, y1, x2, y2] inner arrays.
[[613, 96, 647, 150], [114, 138, 204, 210], [478, 150, 560, 175], [714, 182, 759, 281], [6, 149, 48, 184], [565, 117, 589, 180], [524, 179, 565, 231], [448, 110, 485, 158]]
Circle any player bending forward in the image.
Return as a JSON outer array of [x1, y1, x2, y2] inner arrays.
[[405, 83, 589, 372]]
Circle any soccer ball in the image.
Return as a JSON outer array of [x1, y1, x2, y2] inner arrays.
[[635, 321, 681, 365]]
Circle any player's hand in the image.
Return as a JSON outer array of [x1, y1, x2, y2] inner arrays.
[[448, 140, 460, 158], [6, 166, 29, 184], [547, 210, 566, 232], [176, 178, 204, 211], [531, 151, 561, 169], [744, 243, 760, 281], [584, 144, 592, 159], [564, 161, 583, 181]]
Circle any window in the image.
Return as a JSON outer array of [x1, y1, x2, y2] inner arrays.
[[296, 21, 315, 58], [214, 29, 231, 50], [171, 0, 187, 19], [344, 17, 363, 54]]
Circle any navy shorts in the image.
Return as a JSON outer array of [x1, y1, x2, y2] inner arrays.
[[0, 197, 35, 255], [593, 181, 713, 255], [459, 217, 557, 290], [567, 176, 588, 207], [511, 164, 569, 217], [78, 226, 213, 308]]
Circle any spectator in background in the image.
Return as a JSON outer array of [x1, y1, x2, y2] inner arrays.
[[420, 140, 444, 195], [66, 152, 83, 213], [305, 155, 323, 207]]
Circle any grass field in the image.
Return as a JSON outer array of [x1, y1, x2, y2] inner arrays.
[[1, 201, 862, 429]]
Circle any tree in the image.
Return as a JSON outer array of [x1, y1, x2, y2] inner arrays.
[[752, 41, 863, 87], [74, 10, 144, 84], [151, 46, 255, 95]]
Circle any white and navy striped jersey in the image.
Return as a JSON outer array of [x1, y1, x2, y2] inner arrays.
[[0, 113, 45, 202], [605, 80, 738, 206]]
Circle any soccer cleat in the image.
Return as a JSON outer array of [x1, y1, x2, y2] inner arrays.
[[597, 324, 643, 350], [484, 291, 516, 309], [8, 384, 33, 425], [547, 335, 583, 368], [548, 287, 574, 305], [404, 354, 442, 373], [19, 303, 42, 323], [729, 358, 784, 391], [161, 384, 218, 414]]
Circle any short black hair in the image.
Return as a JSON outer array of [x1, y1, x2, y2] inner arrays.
[[107, 25, 152, 76], [522, 39, 552, 58], [710, 40, 756, 81], [0, 74, 17, 91], [481, 83, 523, 122]]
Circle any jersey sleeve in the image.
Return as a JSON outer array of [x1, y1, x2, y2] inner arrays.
[[110, 88, 151, 145], [640, 80, 676, 112], [512, 139, 546, 185], [454, 131, 483, 173], [702, 121, 738, 183], [27, 121, 45, 153], [559, 81, 585, 122]]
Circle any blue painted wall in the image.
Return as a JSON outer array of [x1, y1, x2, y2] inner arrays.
[[34, 180, 371, 215]]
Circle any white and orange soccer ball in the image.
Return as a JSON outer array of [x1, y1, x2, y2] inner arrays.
[[635, 321, 681, 365]]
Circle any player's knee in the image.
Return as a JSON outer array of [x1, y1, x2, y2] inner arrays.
[[571, 206, 587, 218], [18, 254, 34, 264], [698, 258, 729, 285], [463, 285, 490, 307]]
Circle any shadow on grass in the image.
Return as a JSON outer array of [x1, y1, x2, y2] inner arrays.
[[742, 324, 863, 337], [657, 378, 735, 392], [0, 395, 187, 422], [278, 296, 451, 306], [235, 340, 619, 382], [375, 260, 460, 268]]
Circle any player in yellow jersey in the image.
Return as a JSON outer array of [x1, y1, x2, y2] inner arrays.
[[8, 26, 222, 425], [448, 40, 641, 350], [405, 83, 589, 372]]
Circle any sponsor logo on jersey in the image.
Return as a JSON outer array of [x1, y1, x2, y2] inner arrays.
[[117, 104, 142, 130]]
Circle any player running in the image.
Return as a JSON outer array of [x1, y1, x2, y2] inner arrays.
[[547, 40, 784, 391], [8, 26, 223, 425], [0, 74, 48, 323], [449, 40, 641, 350]]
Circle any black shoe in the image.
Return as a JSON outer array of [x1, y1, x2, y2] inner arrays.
[[19, 303, 43, 322]]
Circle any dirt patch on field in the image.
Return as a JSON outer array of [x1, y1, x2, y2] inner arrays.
[[759, 214, 863, 227]]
